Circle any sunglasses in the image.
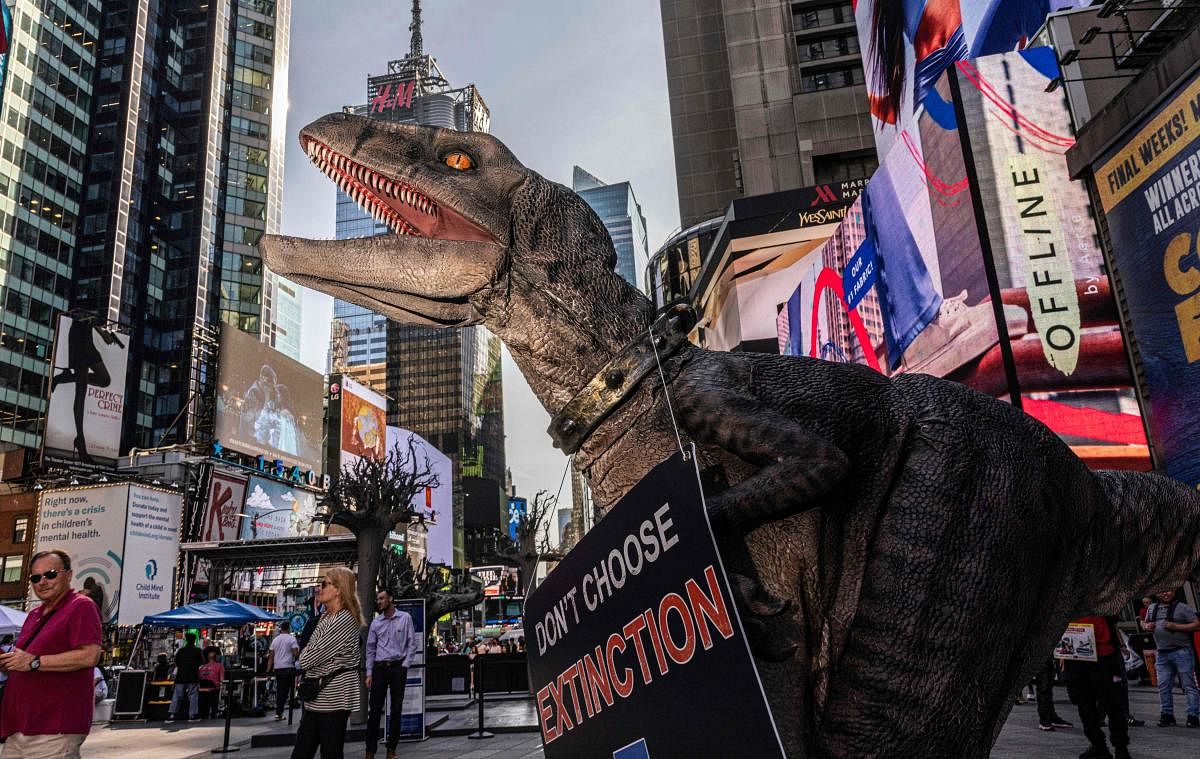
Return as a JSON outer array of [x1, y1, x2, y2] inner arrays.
[[29, 569, 61, 584], [318, 579, 330, 588]]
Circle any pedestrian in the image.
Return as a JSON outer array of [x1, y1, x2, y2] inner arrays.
[[268, 621, 300, 721], [365, 589, 417, 759], [291, 567, 362, 759], [1033, 657, 1074, 731], [1139, 589, 1200, 727], [1063, 615, 1131, 759], [166, 632, 203, 723], [152, 652, 171, 681], [0, 549, 102, 757], [93, 667, 108, 704], [199, 648, 225, 719]]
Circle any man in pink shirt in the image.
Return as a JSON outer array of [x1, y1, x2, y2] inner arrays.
[[0, 549, 102, 757]]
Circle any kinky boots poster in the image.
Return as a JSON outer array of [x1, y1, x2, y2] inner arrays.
[[524, 447, 785, 758]]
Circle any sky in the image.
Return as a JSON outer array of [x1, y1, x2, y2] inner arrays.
[[280, 1, 680, 521]]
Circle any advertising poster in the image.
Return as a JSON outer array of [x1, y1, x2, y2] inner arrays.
[[44, 315, 130, 465], [214, 326, 324, 474], [117, 486, 182, 625], [395, 598, 426, 741], [339, 375, 387, 468], [778, 73, 1001, 383], [525, 447, 784, 758], [953, 48, 1146, 445], [854, 0, 1093, 159], [196, 473, 246, 584], [387, 426, 453, 566], [1054, 622, 1098, 662], [507, 496, 526, 542], [33, 484, 131, 624], [1093, 71, 1200, 487], [239, 475, 321, 540]]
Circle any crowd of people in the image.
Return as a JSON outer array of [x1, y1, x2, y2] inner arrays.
[[1016, 589, 1200, 759]]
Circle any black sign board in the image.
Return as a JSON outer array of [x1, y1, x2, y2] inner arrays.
[[524, 447, 784, 758]]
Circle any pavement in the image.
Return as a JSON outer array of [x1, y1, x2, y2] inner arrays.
[[31, 683, 1200, 758]]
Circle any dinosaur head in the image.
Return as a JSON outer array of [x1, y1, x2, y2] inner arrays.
[[260, 112, 528, 327]]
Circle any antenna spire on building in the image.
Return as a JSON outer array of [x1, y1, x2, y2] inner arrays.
[[410, 0, 423, 58]]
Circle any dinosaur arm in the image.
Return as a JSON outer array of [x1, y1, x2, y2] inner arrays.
[[676, 390, 850, 530], [1081, 470, 1200, 614]]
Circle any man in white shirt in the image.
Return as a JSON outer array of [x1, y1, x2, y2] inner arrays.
[[365, 590, 417, 759], [266, 622, 299, 721]]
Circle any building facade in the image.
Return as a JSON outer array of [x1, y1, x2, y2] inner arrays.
[[69, 0, 291, 450], [661, 0, 876, 228], [328, 49, 501, 567], [572, 166, 649, 291], [0, 0, 103, 452]]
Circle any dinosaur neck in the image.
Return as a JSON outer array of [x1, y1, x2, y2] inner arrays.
[[488, 259, 656, 420]]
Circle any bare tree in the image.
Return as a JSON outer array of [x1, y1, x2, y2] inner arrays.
[[320, 435, 439, 621], [378, 553, 483, 620], [484, 490, 564, 595]]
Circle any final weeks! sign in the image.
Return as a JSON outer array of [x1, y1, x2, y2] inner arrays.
[[524, 447, 784, 758]]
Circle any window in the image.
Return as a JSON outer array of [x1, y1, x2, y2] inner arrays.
[[2, 555, 22, 583], [801, 65, 864, 92], [12, 516, 27, 544]]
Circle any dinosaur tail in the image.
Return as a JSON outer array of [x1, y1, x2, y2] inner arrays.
[[1080, 469, 1200, 614]]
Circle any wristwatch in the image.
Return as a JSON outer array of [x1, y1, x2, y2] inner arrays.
[[29, 656, 40, 671]]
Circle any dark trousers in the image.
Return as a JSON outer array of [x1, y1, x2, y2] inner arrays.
[[199, 687, 220, 718], [1034, 658, 1059, 723], [365, 662, 408, 752], [1066, 654, 1129, 749], [290, 708, 350, 759], [275, 669, 297, 716]]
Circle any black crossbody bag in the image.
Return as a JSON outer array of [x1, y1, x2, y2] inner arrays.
[[298, 666, 355, 701]]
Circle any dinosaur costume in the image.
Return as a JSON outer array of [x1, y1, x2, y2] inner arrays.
[[261, 114, 1200, 757]]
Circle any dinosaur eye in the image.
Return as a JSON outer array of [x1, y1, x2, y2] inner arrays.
[[443, 151, 474, 171]]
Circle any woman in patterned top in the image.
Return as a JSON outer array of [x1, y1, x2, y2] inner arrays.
[[291, 566, 363, 759]]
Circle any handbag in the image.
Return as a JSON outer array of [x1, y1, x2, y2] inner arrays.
[[298, 667, 355, 701]]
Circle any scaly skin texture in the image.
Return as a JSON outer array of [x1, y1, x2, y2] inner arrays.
[[261, 115, 1200, 757]]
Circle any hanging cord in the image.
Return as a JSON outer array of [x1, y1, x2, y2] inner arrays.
[[649, 323, 686, 459], [523, 452, 575, 599]]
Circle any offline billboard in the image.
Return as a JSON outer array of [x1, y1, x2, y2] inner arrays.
[[855, 0, 1092, 159], [45, 315, 130, 464], [1093, 70, 1200, 486], [954, 48, 1145, 445], [339, 375, 387, 468], [215, 326, 324, 474], [387, 425, 453, 566]]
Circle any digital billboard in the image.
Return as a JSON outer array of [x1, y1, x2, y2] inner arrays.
[[953, 48, 1146, 447], [239, 475, 321, 540], [778, 70, 1001, 382], [44, 315, 130, 465], [1092, 70, 1200, 487], [34, 483, 180, 625], [215, 325, 324, 474], [34, 484, 130, 624], [387, 425, 453, 566], [855, 0, 1092, 159], [118, 485, 182, 625], [338, 375, 386, 468]]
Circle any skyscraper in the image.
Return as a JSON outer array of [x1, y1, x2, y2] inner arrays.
[[0, 0, 100, 452], [328, 17, 502, 567], [69, 0, 291, 450], [572, 166, 649, 291], [660, 0, 877, 228]]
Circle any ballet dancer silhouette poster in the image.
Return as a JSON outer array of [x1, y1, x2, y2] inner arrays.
[[44, 314, 129, 464]]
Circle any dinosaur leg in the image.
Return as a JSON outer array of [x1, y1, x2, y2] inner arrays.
[[678, 395, 850, 531]]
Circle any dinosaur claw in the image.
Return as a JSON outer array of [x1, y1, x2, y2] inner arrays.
[[744, 617, 800, 663], [730, 572, 793, 618]]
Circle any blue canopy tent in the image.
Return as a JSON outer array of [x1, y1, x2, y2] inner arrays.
[[129, 599, 284, 745], [142, 598, 283, 627]]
